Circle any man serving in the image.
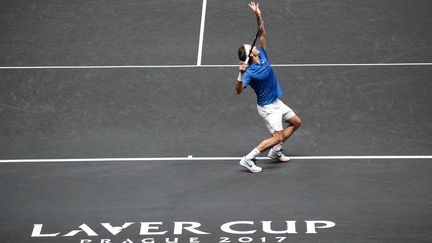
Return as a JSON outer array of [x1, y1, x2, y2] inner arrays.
[[235, 2, 302, 173]]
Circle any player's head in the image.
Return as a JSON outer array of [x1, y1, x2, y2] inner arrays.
[[238, 44, 259, 63], [238, 44, 252, 62]]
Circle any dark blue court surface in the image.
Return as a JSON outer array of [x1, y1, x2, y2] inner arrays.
[[1, 0, 432, 242]]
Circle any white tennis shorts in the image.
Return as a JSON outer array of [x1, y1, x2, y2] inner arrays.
[[257, 99, 296, 133]]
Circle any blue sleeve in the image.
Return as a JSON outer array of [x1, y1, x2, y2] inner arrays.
[[259, 47, 269, 61]]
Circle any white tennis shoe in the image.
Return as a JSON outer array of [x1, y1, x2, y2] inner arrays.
[[239, 157, 262, 173], [268, 148, 290, 162]]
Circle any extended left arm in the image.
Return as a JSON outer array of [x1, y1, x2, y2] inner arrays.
[[249, 2, 266, 49]]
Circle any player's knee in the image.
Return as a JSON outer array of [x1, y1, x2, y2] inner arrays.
[[295, 119, 302, 128], [291, 116, 302, 129]]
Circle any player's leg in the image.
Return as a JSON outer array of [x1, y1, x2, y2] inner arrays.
[[239, 103, 280, 173], [281, 115, 302, 142], [265, 99, 300, 160], [240, 131, 284, 172]]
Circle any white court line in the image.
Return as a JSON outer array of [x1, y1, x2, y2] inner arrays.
[[0, 65, 199, 69], [196, 0, 207, 66], [0, 156, 431, 163], [211, 63, 432, 67], [1, 63, 432, 69]]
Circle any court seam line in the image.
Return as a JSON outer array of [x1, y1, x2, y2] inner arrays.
[[1, 63, 432, 69], [0, 156, 431, 163], [196, 0, 207, 66]]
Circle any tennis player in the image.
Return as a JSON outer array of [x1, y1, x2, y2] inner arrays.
[[234, 2, 302, 173]]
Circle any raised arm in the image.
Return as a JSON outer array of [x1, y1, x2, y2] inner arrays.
[[249, 2, 266, 49]]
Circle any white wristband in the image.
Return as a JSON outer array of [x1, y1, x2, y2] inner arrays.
[[237, 72, 244, 81]]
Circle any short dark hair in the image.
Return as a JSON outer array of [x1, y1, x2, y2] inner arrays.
[[238, 45, 247, 62]]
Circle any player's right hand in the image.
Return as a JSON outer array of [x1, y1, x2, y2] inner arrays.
[[239, 62, 248, 74]]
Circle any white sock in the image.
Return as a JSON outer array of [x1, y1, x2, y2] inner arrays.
[[246, 148, 260, 160], [272, 142, 283, 152]]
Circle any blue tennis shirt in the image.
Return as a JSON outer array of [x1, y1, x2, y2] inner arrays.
[[242, 48, 282, 106]]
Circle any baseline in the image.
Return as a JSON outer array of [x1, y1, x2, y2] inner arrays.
[[0, 63, 432, 69], [0, 155, 431, 163]]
